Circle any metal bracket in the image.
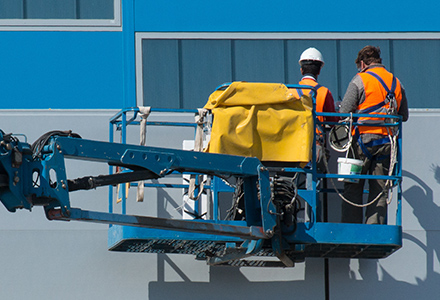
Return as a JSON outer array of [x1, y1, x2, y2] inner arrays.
[[207, 239, 264, 266], [258, 166, 277, 236]]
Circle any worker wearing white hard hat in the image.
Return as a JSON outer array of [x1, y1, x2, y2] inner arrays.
[[298, 47, 325, 66], [290, 47, 339, 172], [293, 47, 338, 124]]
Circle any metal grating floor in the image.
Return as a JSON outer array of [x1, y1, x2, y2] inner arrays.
[[109, 238, 401, 261]]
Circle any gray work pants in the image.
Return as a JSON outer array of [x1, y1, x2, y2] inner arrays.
[[341, 142, 391, 224]]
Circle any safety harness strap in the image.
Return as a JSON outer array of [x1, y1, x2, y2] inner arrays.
[[354, 127, 390, 161], [358, 72, 396, 115], [365, 71, 396, 95], [137, 106, 151, 202], [297, 84, 322, 97]]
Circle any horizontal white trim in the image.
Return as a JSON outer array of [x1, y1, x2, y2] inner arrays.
[[408, 108, 440, 112], [136, 32, 440, 40], [0, 25, 122, 32], [407, 108, 440, 116]]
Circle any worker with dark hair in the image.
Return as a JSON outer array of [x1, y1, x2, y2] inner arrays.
[[340, 45, 409, 224], [292, 48, 338, 171], [296, 47, 338, 124]]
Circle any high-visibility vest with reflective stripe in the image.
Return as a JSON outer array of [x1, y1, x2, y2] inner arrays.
[[356, 67, 402, 135]]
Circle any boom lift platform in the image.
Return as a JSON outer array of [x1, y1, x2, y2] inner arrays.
[[0, 83, 403, 267]]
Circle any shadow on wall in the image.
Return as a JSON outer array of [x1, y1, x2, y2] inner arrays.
[[149, 255, 327, 299], [146, 169, 440, 300], [402, 169, 440, 288], [329, 169, 440, 299]]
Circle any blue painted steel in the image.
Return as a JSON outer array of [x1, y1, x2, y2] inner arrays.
[[109, 120, 114, 214], [257, 167, 276, 235], [288, 223, 402, 247], [54, 136, 263, 177], [0, 132, 33, 212], [108, 224, 244, 248], [0, 132, 71, 214], [109, 107, 199, 128], [49, 208, 267, 240]]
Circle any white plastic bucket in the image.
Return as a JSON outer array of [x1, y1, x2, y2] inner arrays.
[[337, 157, 363, 183]]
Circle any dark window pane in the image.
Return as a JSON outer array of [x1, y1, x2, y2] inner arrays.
[[180, 39, 232, 109], [25, 0, 76, 19], [0, 0, 114, 19], [0, 0, 23, 18], [78, 0, 113, 19], [142, 39, 180, 109], [233, 40, 285, 83]]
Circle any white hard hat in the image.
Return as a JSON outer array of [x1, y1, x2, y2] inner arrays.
[[299, 47, 325, 66]]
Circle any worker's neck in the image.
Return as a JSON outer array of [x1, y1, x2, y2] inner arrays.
[[302, 74, 317, 81]]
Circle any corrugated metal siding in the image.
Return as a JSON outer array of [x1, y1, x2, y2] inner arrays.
[[0, 0, 114, 19], [142, 38, 436, 109]]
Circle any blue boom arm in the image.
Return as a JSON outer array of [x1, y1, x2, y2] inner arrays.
[[0, 131, 275, 241]]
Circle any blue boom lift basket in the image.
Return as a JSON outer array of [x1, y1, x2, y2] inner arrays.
[[105, 83, 403, 267], [0, 83, 402, 267]]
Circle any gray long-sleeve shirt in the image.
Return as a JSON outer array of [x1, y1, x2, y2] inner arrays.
[[340, 65, 409, 143], [340, 65, 409, 121]]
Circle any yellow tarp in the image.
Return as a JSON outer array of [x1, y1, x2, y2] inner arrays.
[[204, 82, 314, 163]]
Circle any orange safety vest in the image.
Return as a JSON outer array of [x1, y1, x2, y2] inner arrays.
[[291, 78, 329, 123], [356, 67, 402, 136], [291, 78, 333, 141]]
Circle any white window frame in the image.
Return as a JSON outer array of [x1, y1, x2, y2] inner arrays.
[[0, 0, 121, 31]]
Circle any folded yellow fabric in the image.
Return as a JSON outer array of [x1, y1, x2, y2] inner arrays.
[[204, 82, 313, 163]]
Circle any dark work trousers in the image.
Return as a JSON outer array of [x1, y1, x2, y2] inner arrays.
[[341, 141, 391, 224]]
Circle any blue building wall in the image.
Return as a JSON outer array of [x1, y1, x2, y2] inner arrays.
[[0, 31, 124, 109], [1, 0, 440, 109], [134, 0, 440, 32]]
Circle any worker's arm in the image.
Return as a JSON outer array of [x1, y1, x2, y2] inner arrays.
[[398, 84, 409, 122], [339, 75, 364, 114], [322, 90, 340, 122]]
